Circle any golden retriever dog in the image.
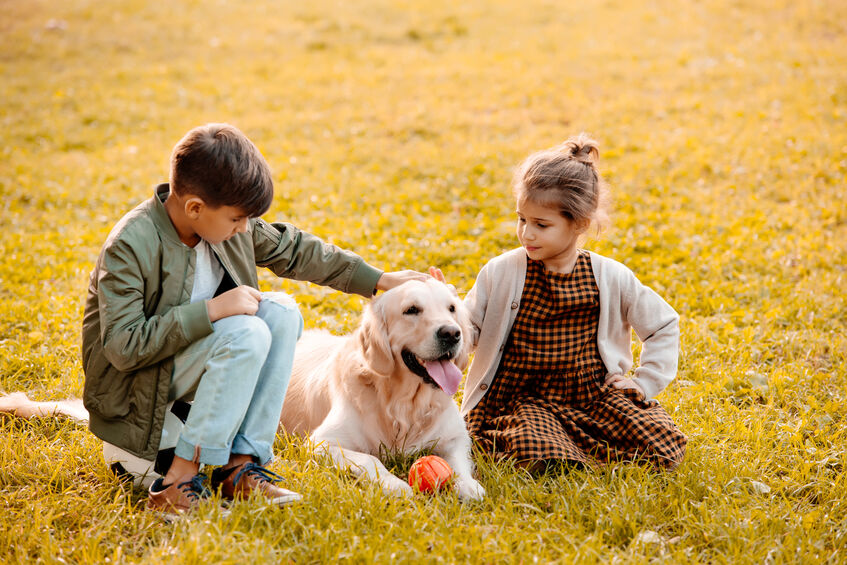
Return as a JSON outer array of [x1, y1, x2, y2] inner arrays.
[[280, 278, 486, 500]]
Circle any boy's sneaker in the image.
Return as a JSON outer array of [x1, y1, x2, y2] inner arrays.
[[211, 462, 302, 506], [147, 473, 225, 519]]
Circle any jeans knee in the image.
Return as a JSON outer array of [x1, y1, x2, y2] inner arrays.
[[219, 315, 272, 358], [259, 299, 304, 342], [292, 308, 304, 340]]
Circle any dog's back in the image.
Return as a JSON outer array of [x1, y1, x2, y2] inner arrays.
[[279, 330, 343, 434]]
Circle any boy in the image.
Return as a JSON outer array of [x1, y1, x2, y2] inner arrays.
[[81, 123, 428, 515]]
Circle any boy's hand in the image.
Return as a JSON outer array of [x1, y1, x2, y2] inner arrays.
[[605, 374, 644, 395], [375, 270, 430, 292], [206, 286, 261, 322]]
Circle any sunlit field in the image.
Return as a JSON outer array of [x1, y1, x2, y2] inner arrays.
[[1, 0, 845, 562]]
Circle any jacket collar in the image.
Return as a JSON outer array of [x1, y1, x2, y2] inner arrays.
[[150, 183, 188, 246]]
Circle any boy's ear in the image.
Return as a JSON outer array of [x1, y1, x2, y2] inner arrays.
[[184, 197, 205, 219], [575, 218, 591, 234]]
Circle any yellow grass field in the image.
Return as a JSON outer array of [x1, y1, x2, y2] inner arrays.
[[1, 0, 845, 562]]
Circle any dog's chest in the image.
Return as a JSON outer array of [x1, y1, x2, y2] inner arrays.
[[363, 404, 443, 452]]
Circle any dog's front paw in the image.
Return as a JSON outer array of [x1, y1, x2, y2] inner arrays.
[[454, 477, 486, 501], [381, 475, 414, 498], [0, 392, 30, 413]]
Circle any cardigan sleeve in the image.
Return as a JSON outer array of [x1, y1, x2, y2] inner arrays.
[[462, 261, 492, 349], [623, 271, 680, 399]]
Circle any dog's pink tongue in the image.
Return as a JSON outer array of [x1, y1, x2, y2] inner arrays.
[[424, 360, 462, 396]]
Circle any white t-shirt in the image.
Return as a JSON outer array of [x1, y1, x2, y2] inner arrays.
[[190, 239, 225, 304]]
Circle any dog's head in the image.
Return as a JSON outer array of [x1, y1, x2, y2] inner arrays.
[[358, 278, 472, 395]]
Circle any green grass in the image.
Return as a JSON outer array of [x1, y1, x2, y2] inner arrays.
[[2, 0, 846, 562]]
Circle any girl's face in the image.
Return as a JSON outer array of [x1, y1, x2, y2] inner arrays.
[[516, 197, 588, 272]]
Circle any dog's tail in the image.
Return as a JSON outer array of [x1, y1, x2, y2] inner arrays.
[[0, 392, 89, 423]]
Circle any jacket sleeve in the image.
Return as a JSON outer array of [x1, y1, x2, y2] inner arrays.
[[252, 219, 383, 298], [622, 270, 680, 399], [98, 240, 213, 372]]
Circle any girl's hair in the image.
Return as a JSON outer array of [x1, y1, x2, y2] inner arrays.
[[513, 133, 610, 232]]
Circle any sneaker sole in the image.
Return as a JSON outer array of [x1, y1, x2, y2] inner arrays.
[[215, 490, 304, 506], [149, 506, 232, 522], [269, 492, 303, 506]]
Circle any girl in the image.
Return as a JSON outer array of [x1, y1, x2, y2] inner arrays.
[[455, 134, 686, 471]]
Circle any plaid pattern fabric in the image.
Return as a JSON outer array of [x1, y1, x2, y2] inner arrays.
[[466, 252, 687, 469]]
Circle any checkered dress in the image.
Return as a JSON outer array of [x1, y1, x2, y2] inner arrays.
[[466, 252, 687, 469]]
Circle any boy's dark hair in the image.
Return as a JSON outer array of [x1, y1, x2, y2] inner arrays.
[[169, 123, 273, 217]]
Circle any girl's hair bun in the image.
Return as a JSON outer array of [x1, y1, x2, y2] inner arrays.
[[557, 133, 599, 166], [513, 132, 609, 232]]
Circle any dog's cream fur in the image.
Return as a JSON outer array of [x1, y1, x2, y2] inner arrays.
[[280, 278, 485, 500]]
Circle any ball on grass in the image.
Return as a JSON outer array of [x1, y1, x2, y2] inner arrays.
[[408, 455, 453, 493]]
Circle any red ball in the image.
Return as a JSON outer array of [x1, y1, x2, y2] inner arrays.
[[408, 455, 453, 493]]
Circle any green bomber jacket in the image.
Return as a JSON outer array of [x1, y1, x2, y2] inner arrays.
[[81, 184, 382, 459]]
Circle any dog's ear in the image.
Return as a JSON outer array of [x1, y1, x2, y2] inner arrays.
[[359, 299, 395, 376]]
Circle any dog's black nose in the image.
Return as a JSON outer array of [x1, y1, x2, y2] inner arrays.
[[437, 325, 461, 345]]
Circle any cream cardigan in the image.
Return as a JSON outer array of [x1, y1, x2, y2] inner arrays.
[[460, 248, 679, 416]]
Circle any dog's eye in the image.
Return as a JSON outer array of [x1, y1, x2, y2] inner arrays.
[[403, 305, 420, 315], [449, 304, 456, 313]]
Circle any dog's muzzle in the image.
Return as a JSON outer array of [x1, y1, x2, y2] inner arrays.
[[401, 325, 463, 395]]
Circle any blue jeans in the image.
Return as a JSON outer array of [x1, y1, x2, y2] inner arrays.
[[169, 292, 302, 466]]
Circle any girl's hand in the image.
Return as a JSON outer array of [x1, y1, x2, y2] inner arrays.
[[429, 266, 459, 296], [605, 374, 644, 395], [429, 266, 446, 283]]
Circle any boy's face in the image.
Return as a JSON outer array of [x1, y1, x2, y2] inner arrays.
[[190, 201, 250, 245]]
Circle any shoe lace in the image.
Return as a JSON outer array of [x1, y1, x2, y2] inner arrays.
[[232, 462, 283, 486], [178, 473, 212, 501]]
